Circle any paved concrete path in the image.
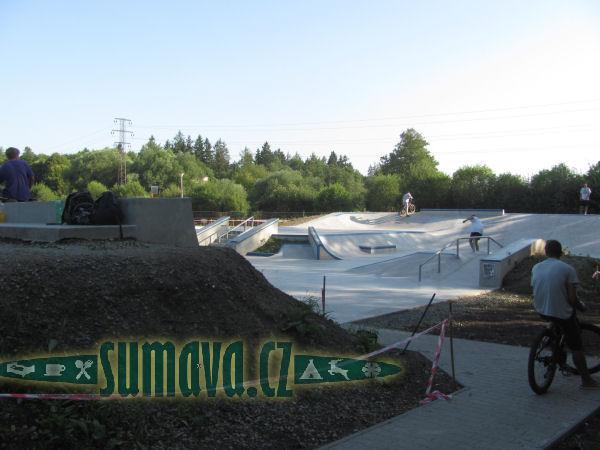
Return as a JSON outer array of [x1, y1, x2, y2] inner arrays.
[[322, 329, 600, 449]]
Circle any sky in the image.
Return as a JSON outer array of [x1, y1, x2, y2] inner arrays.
[[1, 0, 599, 179]]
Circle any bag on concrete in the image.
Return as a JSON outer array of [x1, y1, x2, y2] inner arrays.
[[91, 191, 124, 239], [62, 191, 95, 225], [91, 191, 122, 225]]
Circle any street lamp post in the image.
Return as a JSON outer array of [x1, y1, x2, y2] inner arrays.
[[179, 172, 184, 198]]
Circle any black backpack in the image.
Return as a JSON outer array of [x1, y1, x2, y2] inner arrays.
[[91, 191, 124, 239], [62, 191, 95, 225], [91, 191, 122, 225]]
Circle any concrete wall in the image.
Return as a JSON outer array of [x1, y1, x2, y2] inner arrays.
[[0, 198, 198, 247], [479, 238, 546, 289], [2, 201, 57, 224], [119, 198, 198, 247], [224, 218, 279, 255]]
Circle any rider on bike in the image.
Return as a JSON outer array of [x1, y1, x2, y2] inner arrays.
[[0, 147, 35, 202], [402, 192, 413, 216], [531, 239, 599, 389]]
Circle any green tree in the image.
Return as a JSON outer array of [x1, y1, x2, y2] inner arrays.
[[30, 183, 58, 201], [379, 129, 439, 183], [530, 164, 582, 213], [191, 179, 249, 214], [44, 153, 71, 195], [364, 174, 401, 211], [87, 180, 109, 199], [112, 180, 151, 198], [317, 183, 353, 212], [233, 164, 269, 193], [451, 165, 496, 209], [212, 139, 230, 178], [64, 148, 121, 190], [490, 173, 531, 212], [249, 170, 317, 212]]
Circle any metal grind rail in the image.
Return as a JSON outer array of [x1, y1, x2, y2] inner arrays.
[[197, 216, 256, 245], [418, 236, 503, 282], [220, 216, 255, 242]]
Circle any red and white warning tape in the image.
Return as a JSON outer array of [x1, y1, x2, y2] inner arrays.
[[420, 319, 452, 404]]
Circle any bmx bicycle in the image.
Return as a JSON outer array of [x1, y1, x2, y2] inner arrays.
[[399, 202, 416, 217], [527, 312, 600, 394]]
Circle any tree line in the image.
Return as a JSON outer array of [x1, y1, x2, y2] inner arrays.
[[2, 128, 598, 216]]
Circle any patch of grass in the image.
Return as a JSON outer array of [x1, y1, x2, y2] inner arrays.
[[253, 236, 283, 254]]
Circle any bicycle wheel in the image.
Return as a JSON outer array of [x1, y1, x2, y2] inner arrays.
[[528, 328, 558, 394], [578, 323, 600, 374], [408, 203, 416, 214], [399, 208, 407, 217]]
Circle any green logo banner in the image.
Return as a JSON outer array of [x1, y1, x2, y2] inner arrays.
[[0, 355, 97, 384], [294, 356, 402, 384], [0, 342, 405, 398]]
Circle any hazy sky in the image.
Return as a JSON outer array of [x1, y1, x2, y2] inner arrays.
[[1, 0, 599, 178]]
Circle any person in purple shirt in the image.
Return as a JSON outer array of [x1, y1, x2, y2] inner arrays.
[[0, 147, 35, 201]]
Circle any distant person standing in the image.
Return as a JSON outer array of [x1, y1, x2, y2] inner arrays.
[[0, 147, 35, 201], [580, 183, 592, 215], [402, 192, 413, 216], [463, 215, 483, 251]]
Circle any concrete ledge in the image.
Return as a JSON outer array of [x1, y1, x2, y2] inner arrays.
[[479, 238, 546, 288], [421, 208, 505, 217], [224, 218, 279, 255], [359, 244, 396, 254], [0, 198, 198, 247], [0, 223, 136, 241], [196, 216, 230, 246]]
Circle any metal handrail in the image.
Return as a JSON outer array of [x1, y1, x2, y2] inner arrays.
[[197, 228, 227, 245], [221, 216, 254, 242], [418, 236, 503, 282]]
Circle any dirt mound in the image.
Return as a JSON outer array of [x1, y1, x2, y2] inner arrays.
[[0, 240, 458, 449]]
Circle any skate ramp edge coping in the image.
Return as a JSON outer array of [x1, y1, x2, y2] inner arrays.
[[308, 226, 341, 260], [420, 208, 505, 217], [479, 238, 545, 289]]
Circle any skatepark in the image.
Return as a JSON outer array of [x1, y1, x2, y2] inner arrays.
[[247, 210, 600, 323]]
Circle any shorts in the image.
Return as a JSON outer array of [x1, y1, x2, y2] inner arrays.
[[580, 199, 590, 206], [540, 312, 583, 351], [470, 232, 482, 239]]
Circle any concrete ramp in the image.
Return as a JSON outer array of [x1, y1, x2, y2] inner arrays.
[[249, 211, 600, 323], [317, 231, 426, 259]]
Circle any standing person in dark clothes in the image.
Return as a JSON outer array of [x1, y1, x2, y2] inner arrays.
[[0, 147, 34, 201]]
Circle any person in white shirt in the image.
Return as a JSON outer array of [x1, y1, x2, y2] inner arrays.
[[462, 215, 483, 251], [402, 192, 413, 216], [580, 183, 592, 215]]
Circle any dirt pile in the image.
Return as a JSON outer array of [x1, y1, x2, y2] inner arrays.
[[0, 240, 457, 449]]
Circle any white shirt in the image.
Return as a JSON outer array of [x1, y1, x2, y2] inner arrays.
[[470, 216, 483, 234], [531, 258, 579, 319], [581, 187, 591, 201]]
